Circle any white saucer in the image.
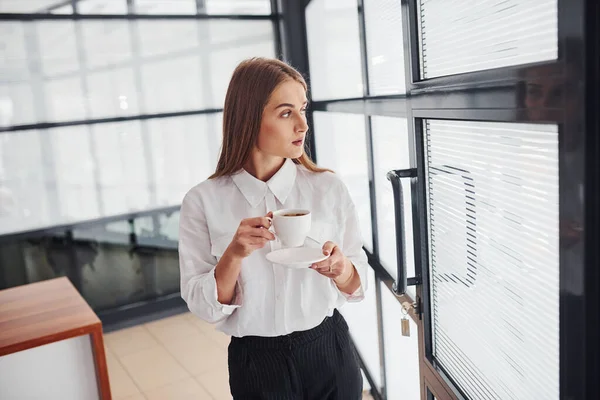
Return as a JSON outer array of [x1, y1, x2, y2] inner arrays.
[[266, 247, 329, 268]]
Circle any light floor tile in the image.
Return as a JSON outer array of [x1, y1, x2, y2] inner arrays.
[[145, 313, 200, 345], [119, 346, 190, 392], [105, 326, 160, 358], [105, 348, 142, 399], [196, 364, 231, 400], [163, 331, 228, 376], [119, 395, 147, 400], [144, 377, 213, 400]]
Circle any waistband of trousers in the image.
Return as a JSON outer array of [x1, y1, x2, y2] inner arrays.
[[230, 309, 348, 350]]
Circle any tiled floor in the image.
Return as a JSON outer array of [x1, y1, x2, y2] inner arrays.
[[104, 312, 374, 399]]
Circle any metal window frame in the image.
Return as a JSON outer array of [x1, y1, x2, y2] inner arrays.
[[303, 0, 597, 399], [0, 13, 274, 20], [0, 0, 280, 134]]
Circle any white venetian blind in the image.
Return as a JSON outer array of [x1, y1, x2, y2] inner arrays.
[[419, 0, 558, 78], [425, 120, 559, 400]]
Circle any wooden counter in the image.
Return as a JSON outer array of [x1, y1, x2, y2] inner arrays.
[[0, 277, 111, 399]]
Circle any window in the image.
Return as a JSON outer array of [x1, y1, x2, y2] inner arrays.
[[313, 111, 373, 252], [382, 281, 421, 400], [339, 268, 382, 390], [364, 0, 406, 95], [425, 120, 559, 399], [371, 116, 416, 299], [306, 0, 363, 100], [419, 0, 558, 78]]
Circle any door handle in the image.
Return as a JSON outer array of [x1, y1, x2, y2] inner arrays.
[[387, 168, 421, 296]]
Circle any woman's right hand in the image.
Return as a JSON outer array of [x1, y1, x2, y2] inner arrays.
[[225, 212, 275, 259]]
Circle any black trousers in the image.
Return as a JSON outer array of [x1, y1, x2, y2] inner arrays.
[[228, 310, 363, 400]]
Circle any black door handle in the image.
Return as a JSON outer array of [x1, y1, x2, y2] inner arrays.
[[387, 168, 421, 296]]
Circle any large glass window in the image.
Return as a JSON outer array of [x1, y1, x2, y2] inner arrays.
[[0, 20, 274, 126], [81, 21, 132, 68], [419, 0, 558, 78], [339, 268, 382, 390], [371, 116, 416, 299], [51, 125, 100, 222], [78, 0, 128, 14], [382, 281, 421, 400], [306, 0, 363, 100], [134, 0, 197, 14], [425, 120, 559, 399], [364, 0, 406, 95], [0, 1, 57, 13], [0, 113, 222, 236], [37, 21, 80, 77], [87, 68, 140, 119], [134, 0, 271, 15], [145, 113, 221, 206], [91, 120, 150, 216], [313, 111, 373, 252]]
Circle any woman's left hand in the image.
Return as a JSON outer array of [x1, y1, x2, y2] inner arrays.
[[309, 241, 351, 284]]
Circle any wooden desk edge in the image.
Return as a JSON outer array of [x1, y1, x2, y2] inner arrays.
[[0, 320, 111, 399], [0, 321, 101, 357]]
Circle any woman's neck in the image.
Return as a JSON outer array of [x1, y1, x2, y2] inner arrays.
[[244, 153, 285, 182]]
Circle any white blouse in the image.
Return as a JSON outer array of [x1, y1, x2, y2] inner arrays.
[[178, 158, 368, 338]]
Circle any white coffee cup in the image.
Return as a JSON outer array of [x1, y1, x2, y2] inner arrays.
[[269, 209, 311, 248]]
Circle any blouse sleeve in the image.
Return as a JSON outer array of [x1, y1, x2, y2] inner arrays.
[[178, 190, 242, 324]]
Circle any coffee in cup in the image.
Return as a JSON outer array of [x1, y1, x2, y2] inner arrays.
[[269, 209, 311, 248], [281, 212, 308, 217]]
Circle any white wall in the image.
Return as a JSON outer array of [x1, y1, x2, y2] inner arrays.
[[0, 334, 99, 400]]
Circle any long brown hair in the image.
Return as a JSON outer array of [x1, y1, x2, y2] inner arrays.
[[209, 57, 330, 179]]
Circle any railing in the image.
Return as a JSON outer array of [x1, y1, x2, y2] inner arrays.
[[0, 206, 182, 314]]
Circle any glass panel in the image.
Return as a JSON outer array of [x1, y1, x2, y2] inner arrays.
[[72, 215, 180, 310], [0, 209, 181, 308], [0, 20, 273, 125], [0, 1, 90, 14], [0, 0, 60, 13], [87, 68, 140, 118], [371, 116, 416, 299], [135, 211, 180, 243], [78, 0, 128, 14], [135, 0, 272, 15], [0, 83, 36, 127], [135, 0, 197, 14], [0, 22, 29, 80], [91, 120, 151, 216], [136, 19, 199, 58], [419, 0, 558, 78], [381, 283, 420, 400], [37, 21, 79, 77], [425, 120, 559, 399], [364, 0, 406, 95], [0, 130, 54, 234], [50, 125, 100, 222], [51, 4, 74, 14], [140, 55, 207, 114], [204, 0, 271, 15], [81, 21, 132, 68], [313, 111, 373, 252], [306, 0, 363, 100], [340, 268, 382, 390], [145, 113, 222, 207], [136, 0, 271, 15], [45, 76, 87, 122], [0, 113, 221, 236], [137, 19, 274, 113], [0, 23, 34, 126]]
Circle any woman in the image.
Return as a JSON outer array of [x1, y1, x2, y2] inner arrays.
[[179, 57, 368, 399]]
